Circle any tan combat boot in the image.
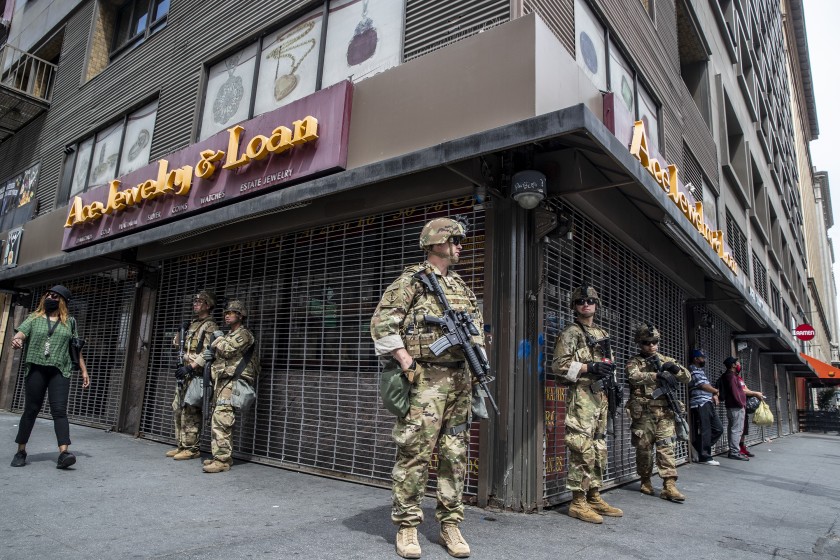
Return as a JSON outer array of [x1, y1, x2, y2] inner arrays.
[[439, 524, 470, 558], [173, 449, 201, 460], [202, 459, 214, 466], [587, 489, 624, 517], [639, 477, 655, 496], [165, 448, 182, 457], [395, 526, 421, 559], [660, 478, 685, 502], [202, 460, 230, 473], [568, 491, 603, 524]]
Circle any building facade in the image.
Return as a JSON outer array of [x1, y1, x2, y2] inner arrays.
[[0, 0, 830, 510]]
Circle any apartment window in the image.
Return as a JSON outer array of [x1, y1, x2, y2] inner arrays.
[[770, 282, 781, 319], [112, 0, 169, 55], [639, 0, 654, 19], [726, 211, 749, 279], [60, 100, 159, 203], [199, 0, 405, 141], [676, 0, 711, 127], [752, 251, 767, 302]]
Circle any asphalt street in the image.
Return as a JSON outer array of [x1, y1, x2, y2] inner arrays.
[[1, 411, 838, 560]]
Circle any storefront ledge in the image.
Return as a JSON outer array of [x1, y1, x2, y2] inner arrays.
[[0, 103, 599, 284]]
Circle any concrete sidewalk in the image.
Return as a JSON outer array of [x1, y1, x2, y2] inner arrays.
[[1, 411, 838, 559]]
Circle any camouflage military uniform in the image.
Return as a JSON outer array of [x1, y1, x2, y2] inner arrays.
[[551, 322, 612, 493], [626, 352, 690, 480], [171, 317, 218, 453], [370, 261, 484, 528], [208, 325, 258, 465]]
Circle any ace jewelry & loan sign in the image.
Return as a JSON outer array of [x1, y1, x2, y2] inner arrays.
[[62, 81, 353, 250]]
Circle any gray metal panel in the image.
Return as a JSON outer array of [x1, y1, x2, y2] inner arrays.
[[10, 268, 138, 430], [542, 198, 687, 506], [403, 0, 510, 61], [139, 197, 486, 493]]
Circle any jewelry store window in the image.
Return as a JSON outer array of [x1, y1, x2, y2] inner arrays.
[[57, 100, 159, 204], [198, 0, 404, 141]]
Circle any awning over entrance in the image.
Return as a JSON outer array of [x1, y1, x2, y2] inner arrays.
[[799, 353, 840, 383]]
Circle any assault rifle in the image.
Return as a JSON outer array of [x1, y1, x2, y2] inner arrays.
[[647, 355, 690, 442], [175, 320, 190, 408], [201, 332, 220, 431], [593, 336, 622, 437], [413, 268, 499, 415]]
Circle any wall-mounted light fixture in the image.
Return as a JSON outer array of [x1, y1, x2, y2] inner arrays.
[[511, 170, 546, 210]]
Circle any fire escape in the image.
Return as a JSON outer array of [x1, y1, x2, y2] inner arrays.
[[1, 42, 56, 142]]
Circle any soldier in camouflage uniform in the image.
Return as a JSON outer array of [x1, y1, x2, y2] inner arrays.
[[552, 285, 624, 524], [625, 323, 691, 502], [370, 217, 483, 559], [167, 291, 218, 460], [202, 300, 259, 473]]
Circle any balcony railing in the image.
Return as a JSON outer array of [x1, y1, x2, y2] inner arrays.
[[1, 43, 57, 103]]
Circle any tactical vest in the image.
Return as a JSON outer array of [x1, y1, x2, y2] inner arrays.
[[628, 352, 667, 404], [401, 265, 479, 362]]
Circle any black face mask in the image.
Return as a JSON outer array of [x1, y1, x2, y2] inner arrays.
[[44, 299, 60, 313], [697, 360, 706, 367]]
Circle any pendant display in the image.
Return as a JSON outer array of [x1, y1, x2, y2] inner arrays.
[[212, 52, 245, 125], [91, 147, 118, 183], [346, 0, 377, 66], [266, 20, 317, 102]]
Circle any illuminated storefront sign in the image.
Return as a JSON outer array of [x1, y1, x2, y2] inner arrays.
[[62, 81, 352, 250]]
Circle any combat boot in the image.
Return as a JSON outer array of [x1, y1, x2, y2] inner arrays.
[[165, 448, 182, 457], [587, 489, 623, 517], [439, 524, 470, 558], [173, 449, 200, 460], [202, 460, 230, 473], [395, 526, 421, 559], [568, 491, 603, 524], [202, 459, 214, 466], [660, 478, 685, 502]]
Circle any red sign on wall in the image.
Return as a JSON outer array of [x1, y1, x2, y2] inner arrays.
[[62, 81, 353, 251], [793, 324, 816, 341]]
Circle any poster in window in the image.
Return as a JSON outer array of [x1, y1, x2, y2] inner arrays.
[[18, 164, 39, 207], [2, 178, 19, 216], [255, 10, 323, 117], [321, 0, 404, 88], [70, 138, 94, 197], [574, 0, 607, 91], [200, 43, 258, 141], [3, 226, 23, 268], [89, 121, 124, 187], [119, 101, 158, 176], [0, 182, 8, 216], [609, 41, 634, 114], [638, 85, 659, 156]]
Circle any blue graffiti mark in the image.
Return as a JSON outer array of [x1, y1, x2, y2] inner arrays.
[[517, 339, 531, 361], [538, 332, 545, 346]]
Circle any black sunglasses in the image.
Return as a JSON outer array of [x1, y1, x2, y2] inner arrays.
[[574, 298, 597, 306], [448, 236, 464, 246], [640, 340, 659, 346], [45, 292, 61, 300]]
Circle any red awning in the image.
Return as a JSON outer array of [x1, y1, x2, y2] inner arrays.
[[799, 353, 840, 380]]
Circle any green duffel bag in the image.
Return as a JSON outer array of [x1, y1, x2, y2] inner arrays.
[[380, 364, 411, 417]]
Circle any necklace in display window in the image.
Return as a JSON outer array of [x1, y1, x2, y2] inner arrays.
[[266, 20, 317, 101], [347, 0, 378, 66], [212, 52, 245, 125]]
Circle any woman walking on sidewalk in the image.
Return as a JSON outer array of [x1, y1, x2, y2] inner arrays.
[[9, 285, 89, 469]]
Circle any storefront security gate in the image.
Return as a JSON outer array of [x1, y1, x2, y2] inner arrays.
[[11, 269, 138, 430], [541, 200, 687, 506], [139, 198, 485, 494]]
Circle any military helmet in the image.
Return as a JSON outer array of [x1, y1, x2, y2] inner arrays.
[[569, 285, 601, 309], [419, 218, 466, 250], [193, 290, 216, 308], [224, 299, 247, 318], [633, 322, 661, 344]]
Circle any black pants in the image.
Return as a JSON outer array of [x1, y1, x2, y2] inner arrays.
[[15, 364, 72, 447], [691, 401, 723, 462]]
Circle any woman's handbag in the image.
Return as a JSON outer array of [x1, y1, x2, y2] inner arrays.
[[69, 317, 86, 372], [753, 400, 775, 426]]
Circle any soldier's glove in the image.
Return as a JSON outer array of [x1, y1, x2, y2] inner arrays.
[[202, 348, 214, 362], [212, 330, 224, 340], [181, 320, 191, 331], [587, 361, 612, 380], [656, 371, 678, 391], [174, 365, 192, 381], [662, 362, 681, 375]]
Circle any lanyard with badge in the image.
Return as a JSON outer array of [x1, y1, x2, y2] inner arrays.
[[44, 315, 60, 358]]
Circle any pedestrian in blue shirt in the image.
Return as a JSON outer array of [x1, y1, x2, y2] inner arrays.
[[688, 350, 723, 465]]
